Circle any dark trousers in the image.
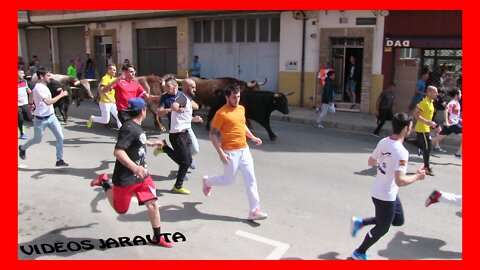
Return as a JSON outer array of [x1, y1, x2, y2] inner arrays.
[[357, 197, 404, 254], [18, 105, 33, 134], [373, 108, 393, 135], [118, 110, 130, 124], [417, 132, 432, 169], [169, 131, 192, 189]]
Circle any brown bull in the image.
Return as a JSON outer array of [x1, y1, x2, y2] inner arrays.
[[31, 73, 95, 105], [136, 75, 166, 132], [190, 77, 267, 107]]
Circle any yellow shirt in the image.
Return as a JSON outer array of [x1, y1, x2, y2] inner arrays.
[[99, 74, 116, 103], [211, 104, 248, 151], [415, 96, 435, 133]]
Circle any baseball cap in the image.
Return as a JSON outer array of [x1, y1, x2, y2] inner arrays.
[[125, 97, 146, 111]]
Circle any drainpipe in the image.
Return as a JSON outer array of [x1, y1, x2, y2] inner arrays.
[[26, 10, 53, 69], [299, 11, 307, 107]]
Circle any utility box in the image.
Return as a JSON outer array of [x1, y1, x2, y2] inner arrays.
[[285, 60, 298, 70]]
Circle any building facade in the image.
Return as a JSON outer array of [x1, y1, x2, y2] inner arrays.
[[18, 10, 461, 112]]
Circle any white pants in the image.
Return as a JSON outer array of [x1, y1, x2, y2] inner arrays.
[[206, 147, 260, 212], [93, 101, 122, 129], [439, 191, 462, 207]]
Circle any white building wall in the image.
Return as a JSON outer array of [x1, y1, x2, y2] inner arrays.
[[279, 11, 319, 74]]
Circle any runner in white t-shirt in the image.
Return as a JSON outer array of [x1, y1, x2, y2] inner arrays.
[[350, 113, 427, 260], [431, 88, 462, 158]]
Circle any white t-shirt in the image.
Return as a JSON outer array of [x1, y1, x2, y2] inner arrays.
[[32, 83, 54, 117], [370, 137, 409, 201], [170, 92, 192, 133], [18, 80, 29, 106], [447, 99, 461, 125]]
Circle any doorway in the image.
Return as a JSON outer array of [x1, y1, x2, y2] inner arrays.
[[330, 38, 363, 107], [94, 35, 112, 79]]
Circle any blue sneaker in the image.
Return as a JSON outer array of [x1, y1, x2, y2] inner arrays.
[[190, 162, 196, 169], [20, 134, 27, 140], [351, 216, 363, 237], [352, 249, 369, 260]]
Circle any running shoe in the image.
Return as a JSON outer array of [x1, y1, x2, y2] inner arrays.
[[350, 216, 363, 237], [352, 249, 369, 260], [171, 186, 191, 195], [202, 176, 211, 197], [425, 190, 441, 207], [248, 209, 268, 220]]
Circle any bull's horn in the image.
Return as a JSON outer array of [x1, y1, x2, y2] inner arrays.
[[175, 78, 184, 84], [73, 80, 80, 86], [86, 79, 97, 82], [258, 77, 268, 86], [70, 86, 80, 90], [284, 91, 294, 96], [247, 81, 258, 88]]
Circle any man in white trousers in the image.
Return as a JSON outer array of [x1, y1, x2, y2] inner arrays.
[[202, 86, 268, 220], [87, 63, 122, 129]]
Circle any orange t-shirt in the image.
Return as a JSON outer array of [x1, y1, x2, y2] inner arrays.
[[211, 104, 248, 151]]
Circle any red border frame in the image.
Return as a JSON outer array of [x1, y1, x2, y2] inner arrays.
[[10, 2, 468, 269]]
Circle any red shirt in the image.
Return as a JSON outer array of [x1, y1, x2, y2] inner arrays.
[[113, 80, 146, 110]]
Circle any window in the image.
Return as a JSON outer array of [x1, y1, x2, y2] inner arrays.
[[214, 20, 223, 42], [193, 16, 280, 43], [224, 19, 233, 42], [202, 20, 211, 43], [247, 18, 256, 42], [259, 18, 269, 42], [236, 19, 245, 42], [400, 48, 417, 59]]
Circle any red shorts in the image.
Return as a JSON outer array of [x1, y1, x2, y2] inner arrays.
[[112, 176, 157, 214]]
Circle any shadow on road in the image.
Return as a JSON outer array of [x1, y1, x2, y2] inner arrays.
[[116, 201, 260, 227], [377, 231, 462, 260]]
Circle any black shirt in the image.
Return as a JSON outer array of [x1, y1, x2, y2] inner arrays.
[[112, 119, 148, 186]]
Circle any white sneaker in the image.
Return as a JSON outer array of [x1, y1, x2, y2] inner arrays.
[[248, 209, 268, 220], [315, 123, 324, 128]]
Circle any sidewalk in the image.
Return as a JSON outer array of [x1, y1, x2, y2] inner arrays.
[[271, 106, 461, 147]]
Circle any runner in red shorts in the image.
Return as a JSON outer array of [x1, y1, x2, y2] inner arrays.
[[90, 97, 173, 248]]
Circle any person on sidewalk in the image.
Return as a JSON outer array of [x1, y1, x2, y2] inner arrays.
[[202, 86, 268, 221], [315, 70, 336, 128], [18, 67, 69, 167], [431, 88, 462, 158], [425, 190, 462, 207], [90, 97, 173, 248], [346, 56, 360, 109], [350, 113, 426, 260], [87, 63, 122, 129], [372, 82, 396, 137], [18, 69, 33, 139], [413, 86, 439, 176]]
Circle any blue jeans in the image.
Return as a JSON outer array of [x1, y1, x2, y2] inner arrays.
[[22, 114, 64, 161], [187, 128, 199, 155]]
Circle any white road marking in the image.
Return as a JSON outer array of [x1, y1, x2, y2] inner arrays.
[[235, 230, 290, 260]]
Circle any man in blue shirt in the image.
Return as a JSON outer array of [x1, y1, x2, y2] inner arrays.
[[189, 55, 201, 78]]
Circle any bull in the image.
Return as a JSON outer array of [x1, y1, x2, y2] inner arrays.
[[207, 89, 292, 141], [31, 74, 95, 106], [136, 75, 166, 132], [31, 74, 95, 123], [191, 77, 267, 108]]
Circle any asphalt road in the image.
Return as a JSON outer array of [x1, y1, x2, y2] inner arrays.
[[17, 100, 462, 260]]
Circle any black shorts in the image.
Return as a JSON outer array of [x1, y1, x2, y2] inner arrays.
[[440, 124, 462, 136]]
